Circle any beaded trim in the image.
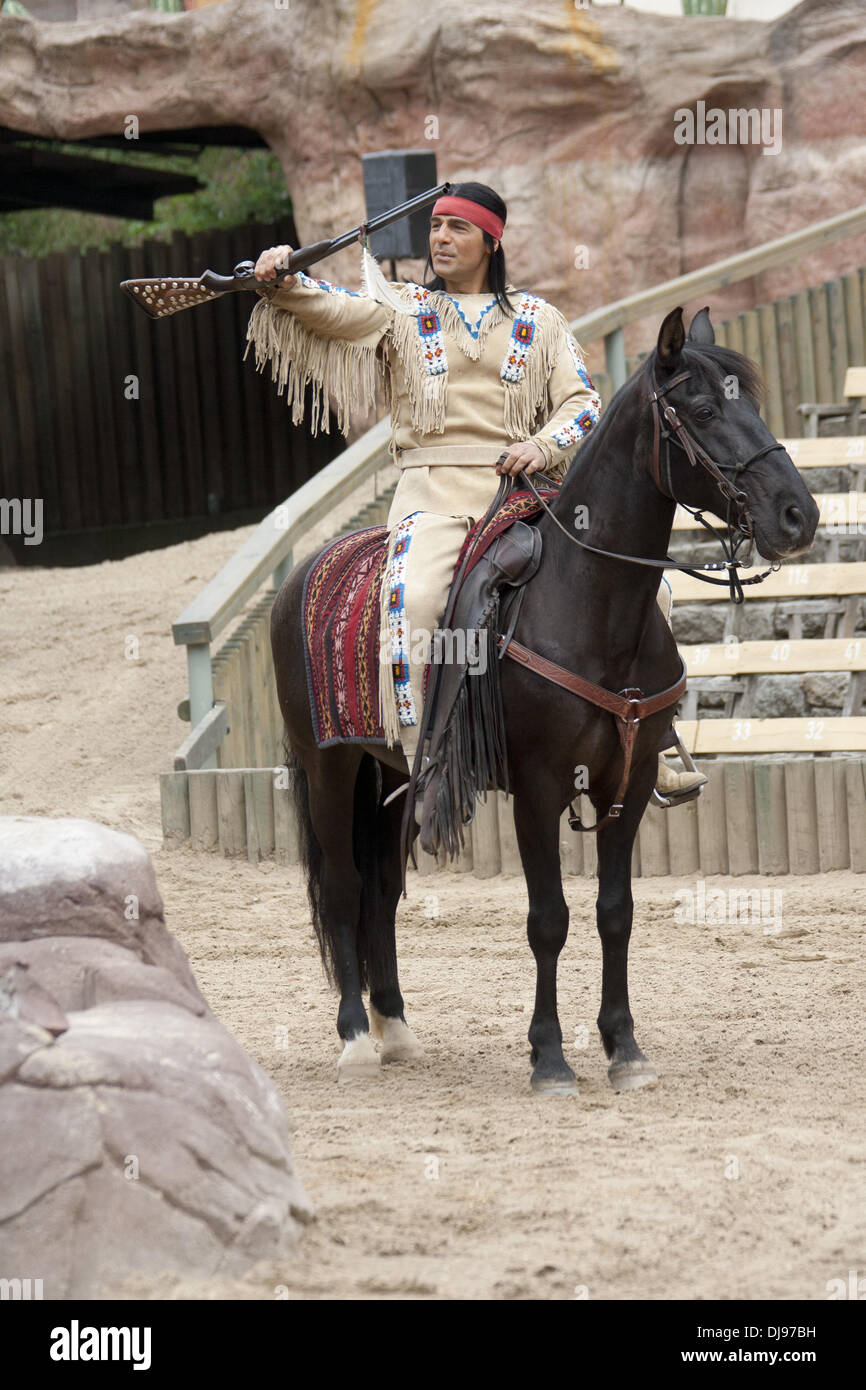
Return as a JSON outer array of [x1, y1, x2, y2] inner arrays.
[[439, 294, 498, 339], [499, 293, 546, 383], [387, 511, 421, 726], [295, 270, 361, 298]]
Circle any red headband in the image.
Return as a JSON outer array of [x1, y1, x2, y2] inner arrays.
[[431, 196, 504, 242]]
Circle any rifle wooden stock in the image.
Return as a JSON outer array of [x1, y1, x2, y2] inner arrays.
[[120, 182, 451, 320]]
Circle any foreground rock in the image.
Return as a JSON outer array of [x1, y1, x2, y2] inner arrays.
[[0, 816, 312, 1299]]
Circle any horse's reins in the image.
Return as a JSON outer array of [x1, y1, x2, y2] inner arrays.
[[496, 368, 788, 832]]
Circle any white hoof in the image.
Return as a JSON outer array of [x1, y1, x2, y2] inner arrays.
[[337, 1032, 381, 1080], [608, 1058, 658, 1092], [369, 1004, 424, 1063]]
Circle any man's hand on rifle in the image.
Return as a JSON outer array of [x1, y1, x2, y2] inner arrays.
[[495, 442, 547, 477], [254, 246, 298, 288]]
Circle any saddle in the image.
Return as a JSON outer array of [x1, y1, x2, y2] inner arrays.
[[301, 483, 555, 749]]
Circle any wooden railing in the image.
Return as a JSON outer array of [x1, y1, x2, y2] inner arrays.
[[574, 202, 866, 397], [171, 415, 392, 769]]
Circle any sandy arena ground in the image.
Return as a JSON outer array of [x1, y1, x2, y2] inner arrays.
[[1, 526, 864, 1300]]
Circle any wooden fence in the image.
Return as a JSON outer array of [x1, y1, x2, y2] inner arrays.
[[592, 267, 866, 437], [0, 215, 343, 556], [160, 755, 866, 878]]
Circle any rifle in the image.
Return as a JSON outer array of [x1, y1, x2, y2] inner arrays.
[[120, 181, 452, 319]]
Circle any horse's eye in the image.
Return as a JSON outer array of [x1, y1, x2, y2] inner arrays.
[[695, 407, 714, 423]]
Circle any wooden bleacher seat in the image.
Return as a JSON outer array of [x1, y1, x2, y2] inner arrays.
[[680, 636, 866, 719], [795, 367, 866, 438], [669, 561, 865, 640], [676, 717, 866, 755], [780, 435, 866, 486]]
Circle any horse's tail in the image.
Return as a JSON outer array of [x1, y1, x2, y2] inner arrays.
[[287, 741, 388, 993]]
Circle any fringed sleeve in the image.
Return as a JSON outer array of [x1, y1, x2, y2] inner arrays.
[[526, 312, 602, 479], [244, 271, 393, 436]]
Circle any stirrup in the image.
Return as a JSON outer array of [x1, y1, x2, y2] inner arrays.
[[651, 731, 707, 809]]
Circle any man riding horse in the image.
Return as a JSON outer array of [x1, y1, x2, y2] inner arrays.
[[250, 181, 706, 812]]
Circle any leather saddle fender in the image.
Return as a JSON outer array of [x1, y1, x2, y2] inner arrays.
[[415, 519, 542, 847]]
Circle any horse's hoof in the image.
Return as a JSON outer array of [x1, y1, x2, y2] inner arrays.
[[337, 1032, 381, 1080], [531, 1075, 579, 1098], [531, 1063, 579, 1097], [369, 1007, 424, 1063], [608, 1058, 658, 1092]]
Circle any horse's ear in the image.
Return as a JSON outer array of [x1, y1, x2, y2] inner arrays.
[[656, 307, 685, 374], [687, 306, 715, 344]]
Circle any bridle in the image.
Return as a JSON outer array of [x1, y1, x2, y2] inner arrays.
[[519, 366, 788, 605]]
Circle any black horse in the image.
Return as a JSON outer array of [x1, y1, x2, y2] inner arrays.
[[271, 306, 818, 1093]]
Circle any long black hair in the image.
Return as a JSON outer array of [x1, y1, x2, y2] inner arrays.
[[423, 181, 515, 315]]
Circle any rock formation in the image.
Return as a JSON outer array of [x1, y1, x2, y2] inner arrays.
[[1, 0, 865, 363], [0, 816, 312, 1299]]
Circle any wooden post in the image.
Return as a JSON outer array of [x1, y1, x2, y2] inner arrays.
[[723, 760, 759, 875], [188, 769, 219, 852], [754, 760, 789, 874], [775, 296, 799, 437], [810, 283, 834, 405], [695, 758, 728, 875], [273, 765, 301, 866], [160, 772, 190, 847], [217, 770, 247, 857], [783, 758, 820, 875], [845, 757, 866, 872], [815, 756, 850, 872], [637, 802, 669, 876], [245, 769, 275, 864], [187, 642, 216, 771], [471, 795, 501, 878], [792, 290, 817, 412], [758, 303, 785, 437], [827, 275, 848, 402], [666, 796, 700, 876]]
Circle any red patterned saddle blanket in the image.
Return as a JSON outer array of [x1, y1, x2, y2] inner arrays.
[[302, 487, 554, 747]]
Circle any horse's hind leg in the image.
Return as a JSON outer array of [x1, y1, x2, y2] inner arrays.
[[303, 748, 380, 1079], [595, 761, 658, 1092], [367, 766, 423, 1064]]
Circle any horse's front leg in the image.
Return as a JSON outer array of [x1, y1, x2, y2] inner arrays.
[[513, 782, 578, 1097], [595, 754, 659, 1092]]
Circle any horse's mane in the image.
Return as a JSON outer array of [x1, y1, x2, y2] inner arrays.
[[641, 342, 766, 405]]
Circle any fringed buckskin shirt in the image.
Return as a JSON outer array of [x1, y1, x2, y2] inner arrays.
[[247, 271, 602, 530]]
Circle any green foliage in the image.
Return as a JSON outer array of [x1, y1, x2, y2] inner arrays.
[[0, 145, 292, 259], [681, 0, 728, 12]]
